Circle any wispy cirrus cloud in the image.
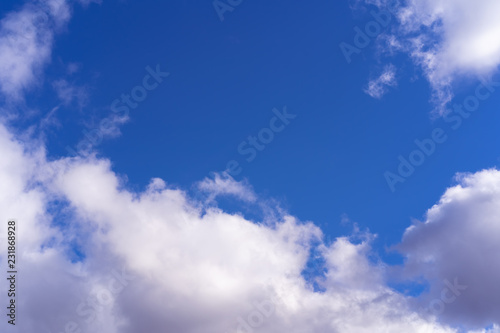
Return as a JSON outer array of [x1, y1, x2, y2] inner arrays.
[[197, 172, 257, 203], [364, 64, 397, 98], [52, 79, 88, 107]]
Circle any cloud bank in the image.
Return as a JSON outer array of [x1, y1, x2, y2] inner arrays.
[[0, 122, 462, 333]]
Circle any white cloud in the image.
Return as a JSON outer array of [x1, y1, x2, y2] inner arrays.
[[0, 120, 462, 333], [0, 0, 71, 100], [398, 169, 500, 328], [364, 64, 397, 98], [469, 325, 500, 333], [52, 79, 88, 107], [0, 1, 496, 332], [76, 0, 103, 6], [197, 172, 257, 203], [66, 62, 82, 75], [366, 0, 500, 112]]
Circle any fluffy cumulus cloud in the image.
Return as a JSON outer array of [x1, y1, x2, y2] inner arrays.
[[0, 122, 461, 333], [398, 170, 500, 329], [363, 0, 500, 112], [0, 127, 490, 332]]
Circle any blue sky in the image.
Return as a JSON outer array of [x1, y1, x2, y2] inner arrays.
[[34, 0, 500, 252], [1, 0, 500, 332]]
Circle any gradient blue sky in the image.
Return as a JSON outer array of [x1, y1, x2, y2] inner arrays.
[[5, 0, 497, 257], [1, 0, 500, 332]]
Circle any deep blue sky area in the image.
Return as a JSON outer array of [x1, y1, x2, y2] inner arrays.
[[3, 0, 500, 259]]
